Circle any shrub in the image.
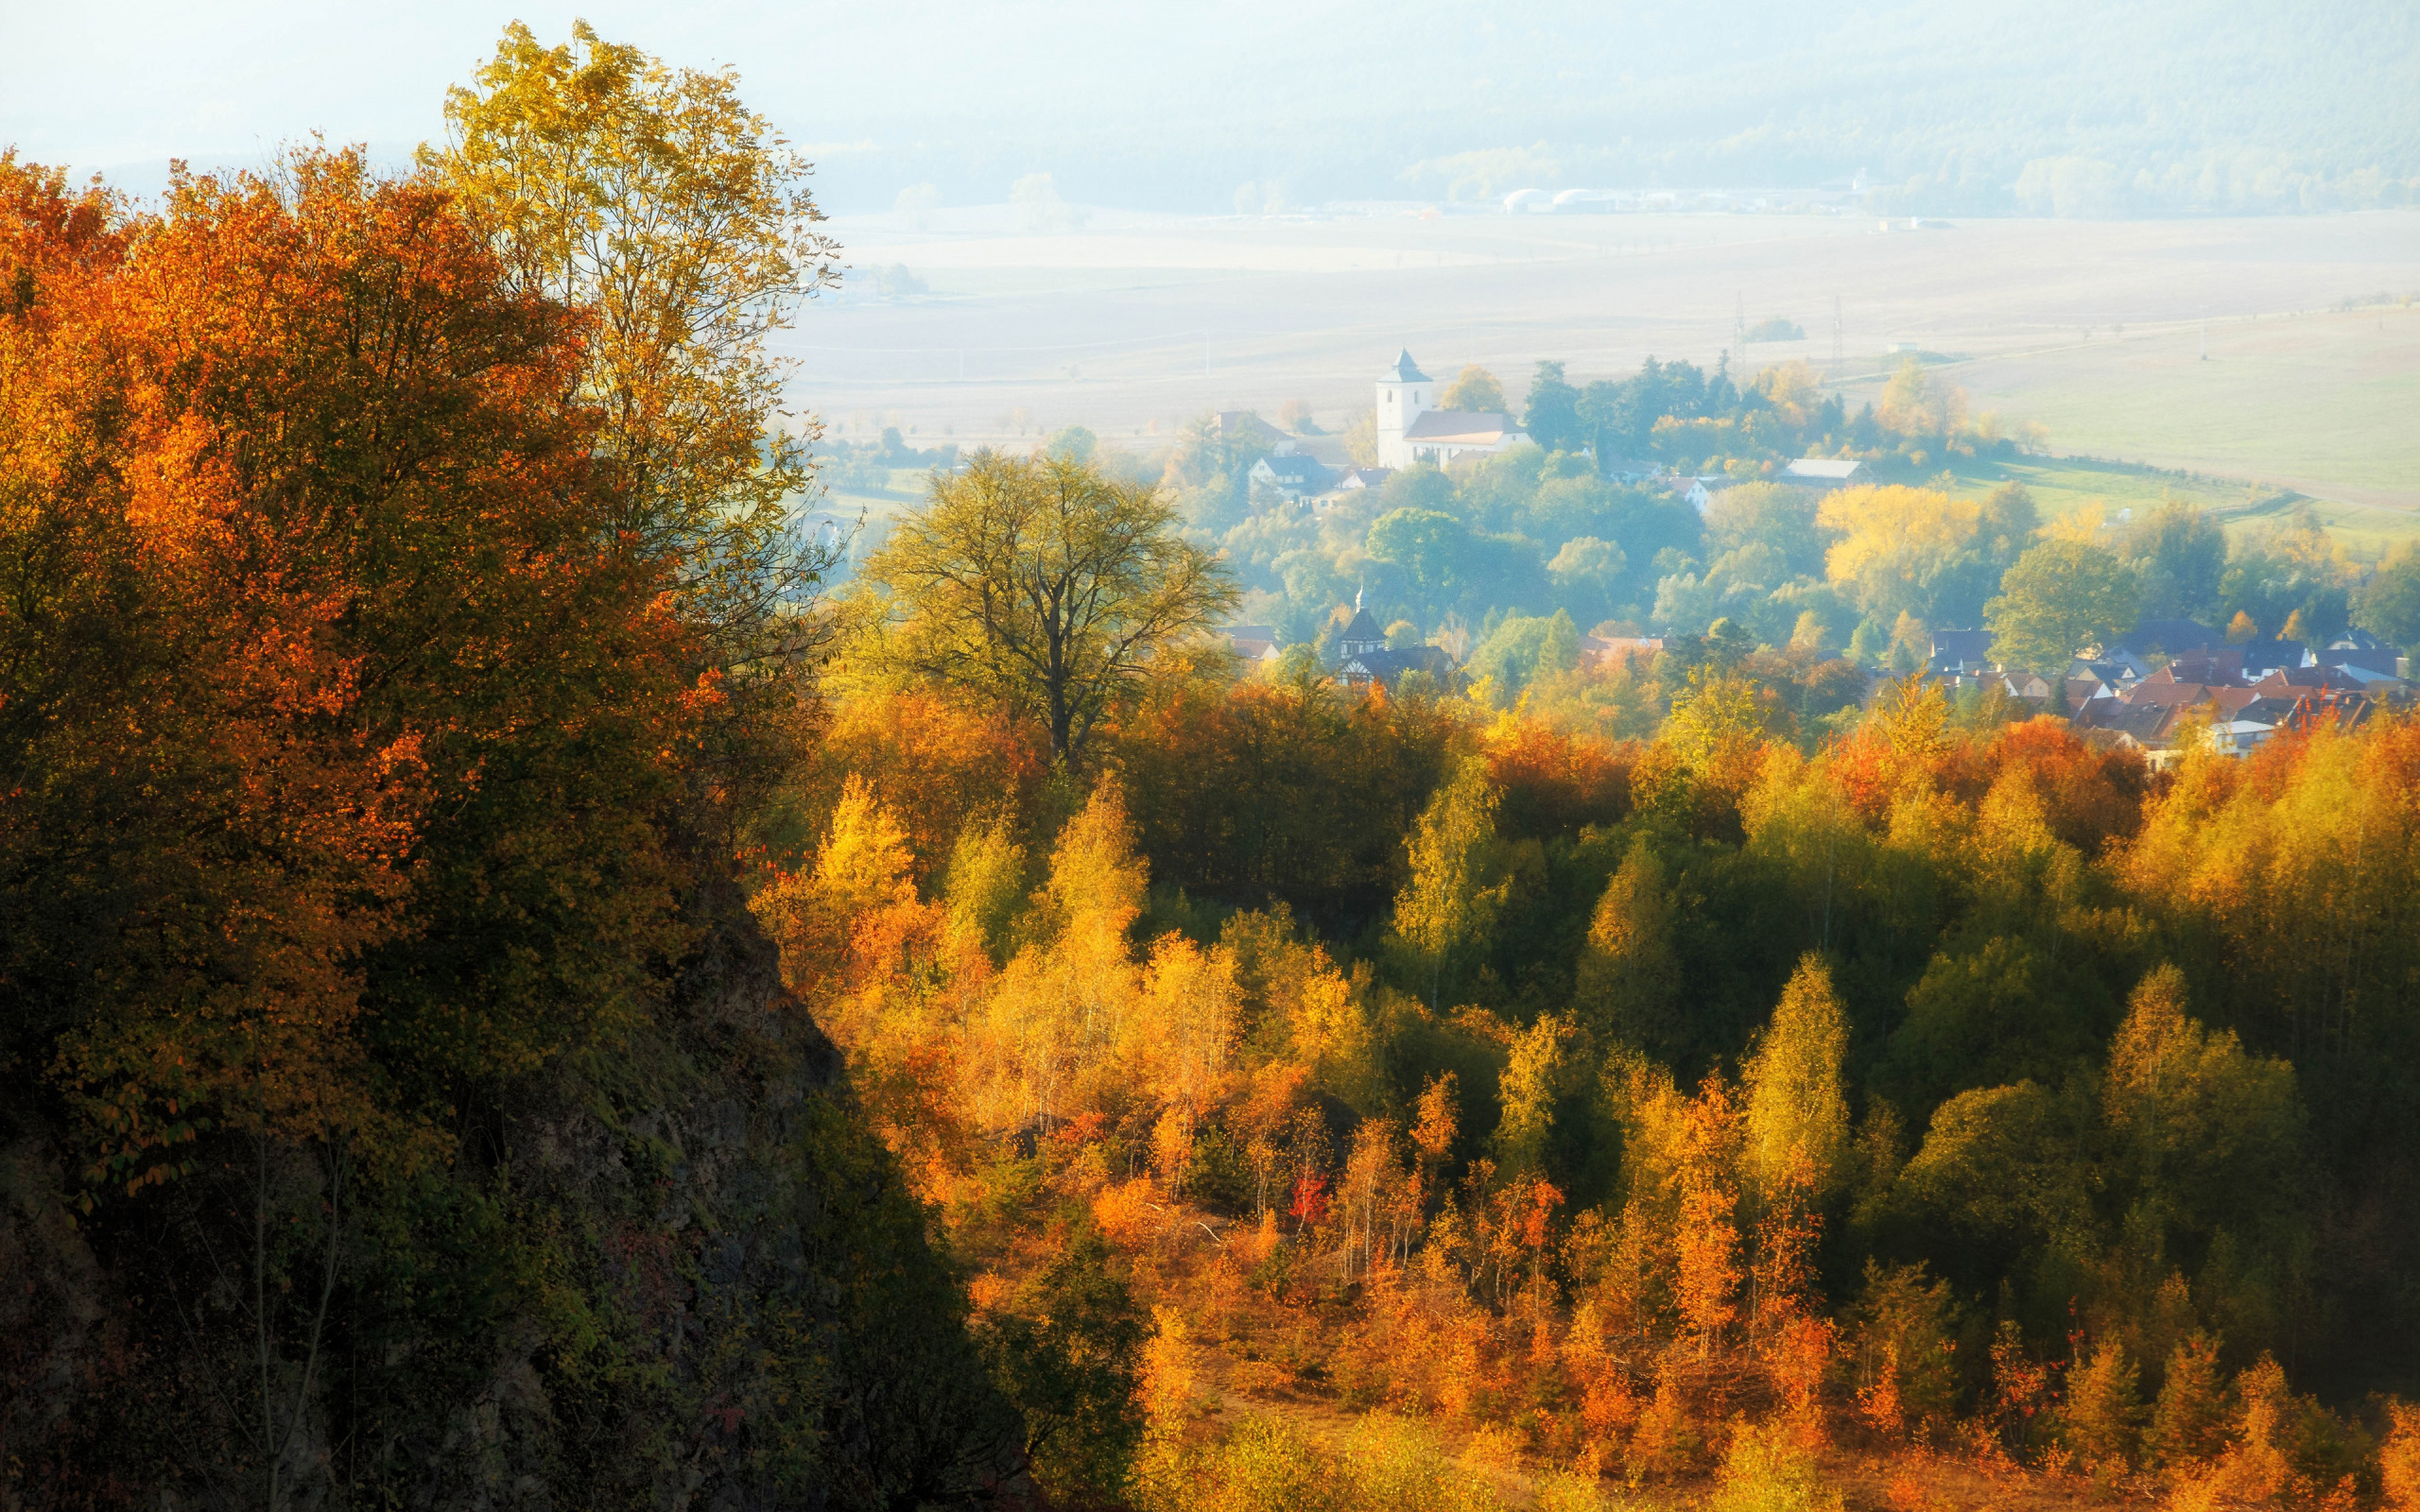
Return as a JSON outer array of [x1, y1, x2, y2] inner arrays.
[[1710, 1423, 1845, 1512], [1151, 1412, 1512, 1512], [1534, 1469, 1642, 1512]]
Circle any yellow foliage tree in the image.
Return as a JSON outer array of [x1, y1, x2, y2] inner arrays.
[[1876, 355, 1968, 438], [1438, 363, 1507, 414], [1819, 485, 1981, 625], [1575, 837, 1684, 1048], [1493, 1015, 1574, 1176], [1742, 954, 1851, 1202], [428, 21, 840, 667], [1392, 758, 1507, 1008], [2381, 1400, 2420, 1511]]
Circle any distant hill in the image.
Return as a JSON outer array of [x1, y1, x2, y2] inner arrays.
[[788, 0, 2419, 214]]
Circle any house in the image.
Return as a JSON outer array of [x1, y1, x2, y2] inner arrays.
[[2066, 658, 2142, 696], [2239, 689, 2372, 735], [1399, 410, 1530, 467], [1335, 601, 1388, 661], [2075, 693, 2279, 771], [1216, 410, 1287, 449], [2239, 639, 2313, 679], [1339, 644, 1459, 693], [2162, 649, 2247, 684], [2321, 662, 2410, 692], [2123, 680, 2260, 719], [1247, 453, 1335, 503], [2316, 628, 2402, 679], [1333, 465, 1394, 491], [2245, 665, 2367, 696], [1599, 456, 1663, 483], [2112, 619, 2223, 661], [2201, 719, 2277, 759], [1219, 625, 1283, 665], [1671, 475, 1737, 511], [2091, 646, 2156, 681], [1329, 596, 1457, 692], [1782, 458, 1868, 489], [2074, 699, 2187, 765], [1929, 628, 1996, 676], [1585, 634, 1671, 670], [1375, 350, 1530, 468]]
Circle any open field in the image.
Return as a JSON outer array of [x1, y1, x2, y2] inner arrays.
[[786, 207, 2420, 521]]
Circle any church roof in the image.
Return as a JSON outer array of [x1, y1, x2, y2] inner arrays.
[[1339, 606, 1386, 644], [1386, 348, 1429, 383], [1340, 645, 1458, 685], [1784, 457, 1866, 481], [1402, 410, 1517, 443]]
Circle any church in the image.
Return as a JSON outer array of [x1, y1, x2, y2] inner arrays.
[[1375, 349, 1530, 469], [1330, 593, 1459, 693]]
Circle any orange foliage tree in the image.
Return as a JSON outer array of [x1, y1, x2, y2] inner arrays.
[[3, 148, 701, 1187]]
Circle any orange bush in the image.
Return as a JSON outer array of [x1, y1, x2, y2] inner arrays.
[[1094, 1175, 1167, 1250]]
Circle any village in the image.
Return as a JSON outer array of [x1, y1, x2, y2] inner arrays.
[[1206, 348, 2409, 772]]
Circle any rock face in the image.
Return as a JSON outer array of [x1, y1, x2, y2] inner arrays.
[[0, 878, 1028, 1511]]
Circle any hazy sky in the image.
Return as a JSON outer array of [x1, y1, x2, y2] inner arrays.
[[7, 2, 2414, 213], [3, 3, 1421, 165]]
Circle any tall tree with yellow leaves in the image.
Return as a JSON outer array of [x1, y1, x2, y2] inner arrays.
[[1391, 757, 1509, 1009], [428, 22, 841, 674], [1574, 837, 1684, 1051], [1742, 954, 1851, 1203]]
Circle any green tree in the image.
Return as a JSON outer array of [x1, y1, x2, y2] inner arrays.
[[2359, 541, 2420, 648], [2102, 965, 2304, 1250], [2147, 1332, 2230, 1469], [1366, 505, 1474, 623], [1984, 539, 2139, 671], [1495, 1014, 1577, 1176], [427, 21, 841, 671], [1392, 757, 1508, 1008], [1467, 609, 1580, 693], [979, 1228, 1146, 1503], [2127, 501, 2228, 624], [1548, 535, 1626, 622], [1705, 482, 1827, 581], [1340, 406, 1379, 465], [1523, 359, 1583, 452], [2061, 1337, 2145, 1476], [1046, 424, 1098, 464], [1877, 355, 1966, 438], [862, 452, 1236, 760]]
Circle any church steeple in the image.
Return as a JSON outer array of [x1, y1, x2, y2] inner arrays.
[[1338, 595, 1387, 659], [1375, 349, 1431, 469]]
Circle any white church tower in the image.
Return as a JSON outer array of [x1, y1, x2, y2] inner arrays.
[[1375, 349, 1431, 469]]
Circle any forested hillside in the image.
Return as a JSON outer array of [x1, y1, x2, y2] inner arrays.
[[0, 31, 1026, 1509], [793, 450, 2420, 1503]]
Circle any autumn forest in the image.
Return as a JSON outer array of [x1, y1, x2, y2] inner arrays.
[[6, 24, 2420, 1512]]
